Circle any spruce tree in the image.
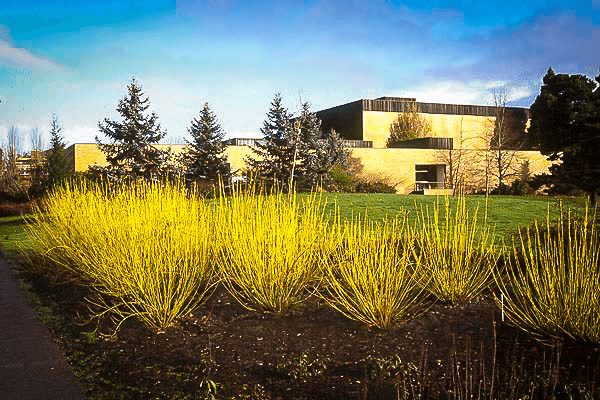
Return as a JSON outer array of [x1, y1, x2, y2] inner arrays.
[[295, 101, 322, 187], [180, 102, 230, 183], [314, 129, 350, 183], [45, 114, 71, 188], [96, 78, 168, 179], [247, 93, 296, 186]]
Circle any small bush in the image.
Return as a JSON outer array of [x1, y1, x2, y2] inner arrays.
[[217, 185, 336, 313], [322, 218, 428, 329], [490, 180, 535, 196], [323, 163, 398, 193], [25, 180, 217, 330], [508, 179, 535, 195], [496, 206, 600, 343], [326, 164, 356, 192], [414, 196, 498, 303], [354, 180, 397, 193]]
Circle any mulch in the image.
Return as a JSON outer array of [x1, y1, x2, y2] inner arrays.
[[18, 272, 600, 400]]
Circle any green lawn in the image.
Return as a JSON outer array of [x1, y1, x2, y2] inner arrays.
[[0, 194, 586, 257], [321, 193, 585, 241], [0, 214, 32, 257]]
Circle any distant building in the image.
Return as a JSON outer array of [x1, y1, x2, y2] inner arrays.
[[315, 97, 545, 193], [12, 150, 46, 188], [15, 150, 46, 177], [66, 97, 550, 194]]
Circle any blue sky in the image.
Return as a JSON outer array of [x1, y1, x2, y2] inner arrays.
[[0, 0, 598, 147]]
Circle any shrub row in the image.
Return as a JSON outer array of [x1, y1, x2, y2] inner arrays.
[[24, 181, 600, 343]]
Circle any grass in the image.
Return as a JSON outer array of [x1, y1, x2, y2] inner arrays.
[[321, 193, 584, 240], [1, 194, 581, 257], [0, 214, 33, 256]]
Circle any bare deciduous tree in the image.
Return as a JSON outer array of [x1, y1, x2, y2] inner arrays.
[[29, 127, 46, 190], [480, 90, 524, 194], [436, 116, 479, 194], [386, 103, 432, 147], [0, 126, 25, 196]]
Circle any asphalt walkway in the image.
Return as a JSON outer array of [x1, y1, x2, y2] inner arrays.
[[0, 256, 84, 400]]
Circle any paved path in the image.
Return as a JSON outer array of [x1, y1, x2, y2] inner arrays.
[[0, 256, 84, 400]]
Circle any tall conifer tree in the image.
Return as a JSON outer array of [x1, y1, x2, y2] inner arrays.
[[180, 102, 230, 183], [295, 101, 322, 187], [45, 114, 71, 187], [247, 93, 296, 185], [312, 128, 350, 185], [96, 78, 168, 179]]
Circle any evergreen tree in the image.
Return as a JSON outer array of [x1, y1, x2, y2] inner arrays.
[[293, 103, 349, 187], [247, 93, 296, 186], [95, 78, 168, 180], [45, 114, 71, 187], [180, 102, 230, 183], [301, 127, 350, 189], [249, 96, 350, 190], [295, 101, 321, 187], [316, 128, 351, 179], [529, 68, 600, 203]]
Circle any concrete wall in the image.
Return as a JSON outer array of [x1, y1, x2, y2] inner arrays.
[[362, 111, 495, 149], [69, 143, 551, 195], [72, 143, 189, 172], [71, 143, 254, 174], [316, 100, 364, 140], [351, 148, 550, 194]]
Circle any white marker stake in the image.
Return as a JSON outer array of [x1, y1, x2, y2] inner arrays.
[[501, 293, 505, 322]]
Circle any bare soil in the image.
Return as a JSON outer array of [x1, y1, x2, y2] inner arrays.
[[18, 272, 600, 399]]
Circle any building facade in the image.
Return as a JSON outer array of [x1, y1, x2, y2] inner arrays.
[[66, 97, 550, 194], [315, 97, 548, 194]]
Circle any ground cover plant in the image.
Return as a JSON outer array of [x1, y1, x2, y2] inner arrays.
[[3, 191, 599, 398]]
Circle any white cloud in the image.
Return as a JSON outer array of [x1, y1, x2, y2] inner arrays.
[[391, 80, 532, 105], [62, 124, 99, 144], [0, 27, 62, 71]]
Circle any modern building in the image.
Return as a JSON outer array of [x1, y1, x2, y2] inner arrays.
[[66, 97, 550, 194], [315, 96, 547, 193]]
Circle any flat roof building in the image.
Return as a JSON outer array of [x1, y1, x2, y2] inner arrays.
[[66, 97, 549, 194]]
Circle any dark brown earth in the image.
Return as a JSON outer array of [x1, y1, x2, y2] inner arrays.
[[17, 270, 600, 400], [0, 200, 32, 217]]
